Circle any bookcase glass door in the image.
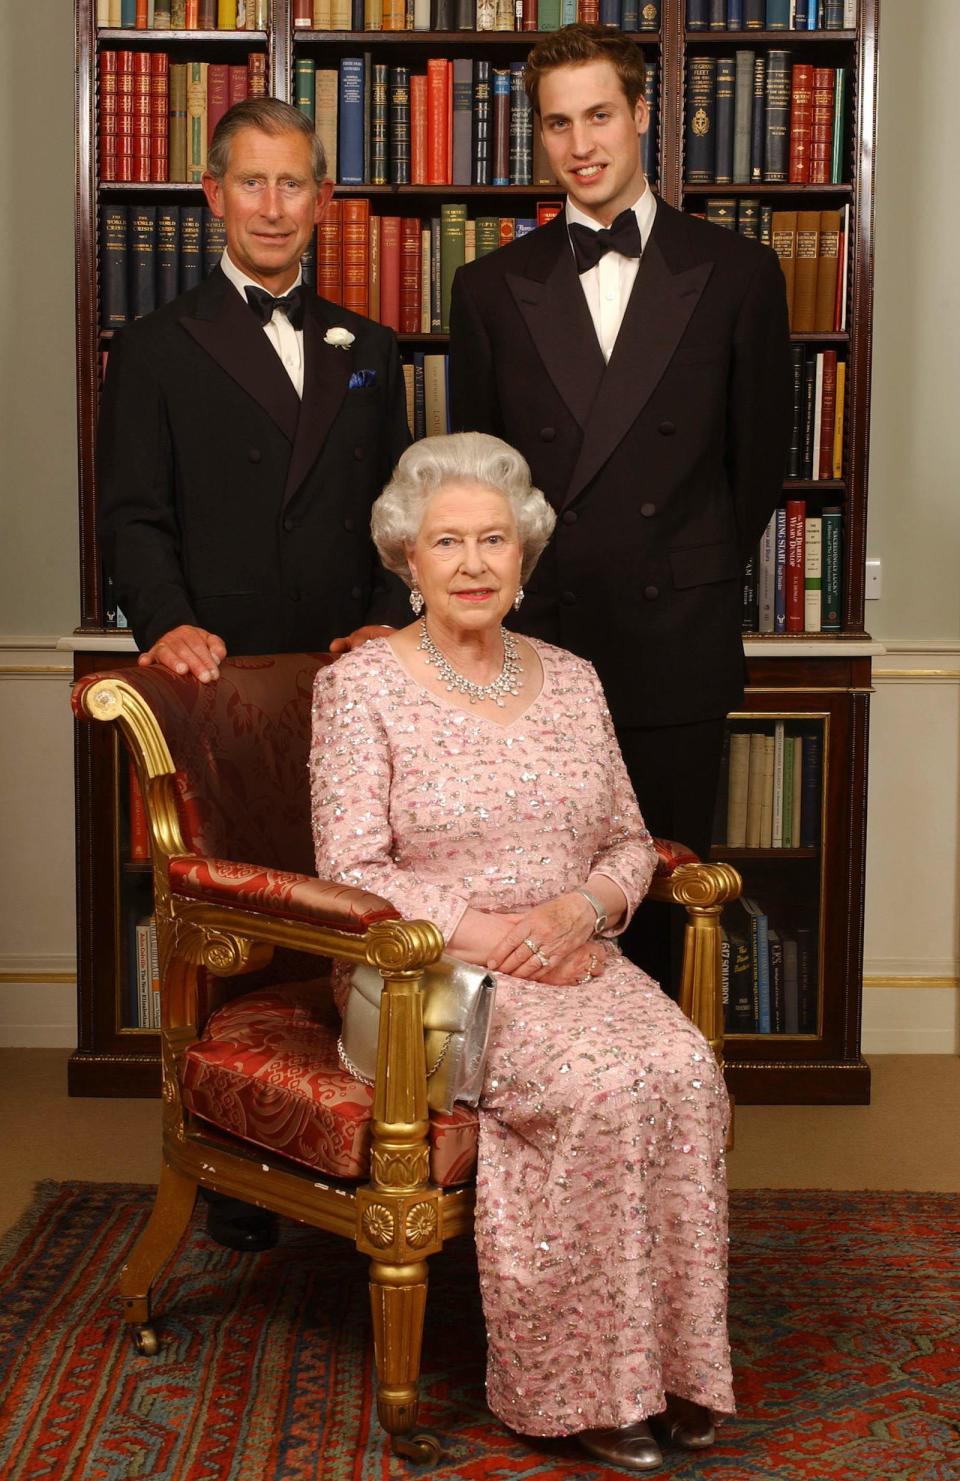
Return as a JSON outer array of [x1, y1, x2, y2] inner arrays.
[[713, 712, 827, 1040]]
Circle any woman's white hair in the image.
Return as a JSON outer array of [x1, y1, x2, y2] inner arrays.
[[371, 432, 557, 585]]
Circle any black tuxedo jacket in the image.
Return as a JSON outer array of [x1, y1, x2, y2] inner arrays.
[[98, 268, 411, 654], [449, 201, 793, 728]]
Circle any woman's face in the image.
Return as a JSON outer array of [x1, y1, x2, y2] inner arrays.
[[407, 483, 523, 636]]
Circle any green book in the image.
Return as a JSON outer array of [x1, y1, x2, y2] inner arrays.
[[781, 731, 794, 848], [831, 68, 846, 184], [475, 217, 499, 258], [294, 58, 316, 125], [821, 506, 843, 632], [171, 0, 186, 23], [440, 202, 466, 335], [537, 0, 561, 29]]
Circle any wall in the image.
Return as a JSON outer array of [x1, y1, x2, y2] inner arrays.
[[0, 0, 957, 1054]]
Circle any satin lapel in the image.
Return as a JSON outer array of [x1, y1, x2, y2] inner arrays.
[[563, 236, 713, 509], [180, 273, 300, 445], [505, 232, 606, 432], [283, 299, 350, 505]]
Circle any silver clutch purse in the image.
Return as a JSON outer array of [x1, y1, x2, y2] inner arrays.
[[339, 957, 496, 1114]]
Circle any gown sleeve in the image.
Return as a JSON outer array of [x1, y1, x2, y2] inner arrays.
[[309, 657, 470, 944], [583, 664, 658, 934]]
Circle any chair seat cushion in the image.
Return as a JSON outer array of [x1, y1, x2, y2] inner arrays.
[[180, 985, 479, 1187]]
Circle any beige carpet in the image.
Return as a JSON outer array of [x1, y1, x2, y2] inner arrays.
[[2, 1049, 958, 1237]]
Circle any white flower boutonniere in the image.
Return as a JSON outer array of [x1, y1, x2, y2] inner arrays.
[[324, 326, 355, 350]]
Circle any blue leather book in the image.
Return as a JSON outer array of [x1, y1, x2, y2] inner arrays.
[[121, 0, 137, 23], [338, 59, 365, 187], [687, 0, 709, 27], [156, 205, 179, 308], [621, 0, 639, 32], [765, 0, 790, 26], [794, 0, 811, 28], [726, 0, 743, 26], [800, 733, 821, 848], [600, 0, 622, 25], [740, 897, 771, 1034]]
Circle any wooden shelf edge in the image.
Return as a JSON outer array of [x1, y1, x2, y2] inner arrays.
[[725, 1056, 870, 1106], [685, 28, 856, 42], [68, 1049, 162, 1098]]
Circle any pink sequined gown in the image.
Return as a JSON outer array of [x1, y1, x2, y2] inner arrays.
[[310, 638, 733, 1437]]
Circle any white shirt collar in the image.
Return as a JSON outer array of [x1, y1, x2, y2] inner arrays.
[[219, 249, 303, 302], [565, 186, 657, 254]]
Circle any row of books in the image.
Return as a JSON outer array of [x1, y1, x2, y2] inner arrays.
[[722, 910, 817, 1035], [403, 352, 451, 439], [97, 0, 267, 25], [100, 204, 228, 325], [688, 0, 855, 29], [291, 0, 661, 29], [685, 52, 846, 186], [786, 345, 843, 481], [744, 501, 841, 634], [716, 723, 820, 849], [128, 916, 161, 1029], [294, 56, 657, 187], [99, 51, 266, 183], [772, 206, 847, 333]]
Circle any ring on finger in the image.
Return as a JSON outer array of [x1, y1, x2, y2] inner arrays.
[[522, 936, 550, 969], [588, 952, 601, 977]]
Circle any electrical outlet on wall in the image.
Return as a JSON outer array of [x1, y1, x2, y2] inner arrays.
[[865, 559, 882, 599]]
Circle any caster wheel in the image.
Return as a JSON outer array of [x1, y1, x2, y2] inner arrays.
[[393, 1432, 445, 1466], [132, 1325, 159, 1356]]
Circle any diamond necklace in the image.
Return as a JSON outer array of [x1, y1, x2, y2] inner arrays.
[[418, 618, 523, 707]]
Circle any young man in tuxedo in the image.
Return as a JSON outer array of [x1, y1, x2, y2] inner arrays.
[[98, 98, 409, 1248], [99, 96, 408, 687], [449, 24, 793, 989]]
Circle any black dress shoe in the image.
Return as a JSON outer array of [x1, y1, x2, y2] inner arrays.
[[578, 1422, 663, 1472], [650, 1395, 716, 1451], [205, 1195, 278, 1252]]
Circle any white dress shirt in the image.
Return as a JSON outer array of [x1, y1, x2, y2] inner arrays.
[[220, 250, 305, 398], [566, 188, 658, 363]]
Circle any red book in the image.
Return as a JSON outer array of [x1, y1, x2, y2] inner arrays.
[[207, 63, 230, 148], [116, 50, 135, 182], [185, 0, 200, 25], [317, 198, 342, 304], [150, 52, 169, 183], [99, 52, 119, 181], [809, 67, 835, 186], [579, 0, 599, 20], [228, 64, 248, 106], [399, 216, 421, 334], [136, 0, 149, 26], [833, 221, 846, 331], [131, 51, 152, 184], [247, 53, 266, 98], [537, 200, 562, 226], [129, 762, 149, 862], [818, 351, 838, 481], [293, 0, 312, 23], [522, 0, 537, 28], [788, 64, 813, 185], [410, 74, 427, 185], [342, 198, 370, 319], [426, 58, 450, 186], [379, 216, 401, 332], [498, 218, 515, 248], [785, 499, 806, 632]]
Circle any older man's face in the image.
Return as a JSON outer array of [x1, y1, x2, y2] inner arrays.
[[202, 126, 332, 294]]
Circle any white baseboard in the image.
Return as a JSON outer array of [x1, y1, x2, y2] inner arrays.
[[861, 985, 959, 1055], [0, 982, 76, 1047]]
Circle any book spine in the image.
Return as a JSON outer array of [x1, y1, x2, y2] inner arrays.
[[820, 506, 843, 631], [817, 349, 837, 480], [769, 931, 784, 1033], [642, 60, 658, 185], [318, 197, 342, 303], [427, 58, 450, 186], [452, 59, 472, 187], [786, 342, 804, 478], [742, 550, 758, 633], [99, 52, 119, 182], [794, 0, 810, 26], [294, 57, 316, 125], [201, 207, 226, 276], [509, 62, 532, 186], [749, 52, 765, 183], [410, 73, 427, 184], [440, 202, 466, 333], [785, 498, 805, 633], [713, 55, 735, 186], [687, 0, 708, 27], [795, 926, 816, 1034], [131, 51, 151, 184], [185, 61, 207, 181], [400, 216, 422, 333], [129, 762, 149, 860], [100, 205, 129, 328], [832, 359, 845, 478], [363, 52, 372, 186], [150, 53, 169, 183], [387, 66, 410, 187], [685, 56, 716, 185], [752, 904, 771, 1034], [763, 50, 791, 183], [474, 60, 491, 187], [771, 209, 797, 327], [757, 511, 776, 634], [476, 0, 495, 24], [809, 65, 835, 185], [804, 515, 822, 632], [339, 58, 365, 186], [726, 0, 743, 24], [129, 204, 157, 319], [315, 70, 338, 186], [342, 198, 370, 318], [788, 63, 813, 184], [774, 505, 787, 634], [207, 62, 230, 149], [379, 215, 401, 331], [814, 207, 841, 332], [726, 732, 750, 847], [156, 204, 180, 306], [371, 64, 389, 186], [745, 731, 764, 847], [792, 208, 821, 333], [491, 68, 510, 187], [368, 214, 381, 323], [179, 205, 201, 291], [708, 0, 724, 27], [765, 0, 789, 25], [799, 734, 820, 847], [430, 217, 441, 331], [811, 351, 823, 476], [831, 67, 846, 183], [218, 0, 236, 23], [733, 50, 754, 184], [743, 0, 764, 24]]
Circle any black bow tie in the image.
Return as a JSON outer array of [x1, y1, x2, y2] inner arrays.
[[244, 283, 306, 330], [568, 209, 643, 274]]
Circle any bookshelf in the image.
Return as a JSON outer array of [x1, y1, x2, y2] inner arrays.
[[70, 0, 878, 1101]]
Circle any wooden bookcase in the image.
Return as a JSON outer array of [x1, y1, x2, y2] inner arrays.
[[70, 0, 878, 1100]]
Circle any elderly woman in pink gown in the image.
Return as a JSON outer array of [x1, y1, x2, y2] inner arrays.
[[310, 432, 732, 1473]]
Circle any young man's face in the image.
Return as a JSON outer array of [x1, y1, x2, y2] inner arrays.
[[537, 59, 649, 227], [202, 125, 332, 293]]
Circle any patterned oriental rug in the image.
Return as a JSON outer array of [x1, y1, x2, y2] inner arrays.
[[1, 1185, 958, 1481]]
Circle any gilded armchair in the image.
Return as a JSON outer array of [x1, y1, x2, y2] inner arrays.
[[72, 653, 740, 1464]]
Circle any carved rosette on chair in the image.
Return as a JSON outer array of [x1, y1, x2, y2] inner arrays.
[[72, 658, 738, 1465]]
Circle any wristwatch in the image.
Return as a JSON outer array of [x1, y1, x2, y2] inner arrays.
[[575, 886, 608, 937]]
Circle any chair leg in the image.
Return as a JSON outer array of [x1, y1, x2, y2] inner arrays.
[[119, 1160, 197, 1351], [369, 1257, 445, 1465]]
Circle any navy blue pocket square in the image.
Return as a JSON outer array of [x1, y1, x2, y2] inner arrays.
[[348, 369, 377, 390]]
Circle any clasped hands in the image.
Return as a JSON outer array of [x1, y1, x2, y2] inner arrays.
[[486, 892, 611, 987], [138, 623, 394, 681]]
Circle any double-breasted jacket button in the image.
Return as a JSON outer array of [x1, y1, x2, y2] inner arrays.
[[539, 427, 556, 442], [289, 587, 301, 603], [283, 515, 296, 532], [562, 510, 578, 525], [658, 420, 676, 436], [561, 590, 577, 606], [343, 517, 356, 532], [247, 448, 262, 463], [644, 585, 659, 601], [351, 585, 363, 600], [640, 502, 657, 517], [353, 446, 365, 461]]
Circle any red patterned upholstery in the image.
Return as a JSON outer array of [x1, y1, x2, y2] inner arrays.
[[181, 985, 479, 1187], [169, 856, 399, 934], [74, 655, 332, 873], [653, 837, 700, 874]]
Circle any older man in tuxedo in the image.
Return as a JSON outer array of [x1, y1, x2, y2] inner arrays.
[[99, 96, 408, 686], [450, 24, 792, 995], [98, 98, 409, 1249]]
